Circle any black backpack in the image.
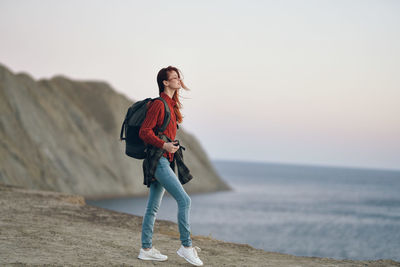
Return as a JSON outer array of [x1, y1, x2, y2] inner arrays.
[[120, 97, 171, 159]]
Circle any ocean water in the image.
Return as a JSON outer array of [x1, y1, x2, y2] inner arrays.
[[86, 160, 400, 261]]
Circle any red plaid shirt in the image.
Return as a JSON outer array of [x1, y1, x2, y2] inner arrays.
[[139, 92, 178, 162]]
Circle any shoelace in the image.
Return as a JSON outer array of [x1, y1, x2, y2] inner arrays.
[[192, 246, 201, 258], [150, 247, 161, 255]]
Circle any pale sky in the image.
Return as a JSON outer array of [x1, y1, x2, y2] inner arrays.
[[1, 0, 399, 170]]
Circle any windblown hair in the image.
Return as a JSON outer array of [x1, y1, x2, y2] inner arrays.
[[156, 66, 189, 124]]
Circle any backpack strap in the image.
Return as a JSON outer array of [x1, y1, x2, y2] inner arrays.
[[119, 118, 126, 140], [154, 97, 171, 134]]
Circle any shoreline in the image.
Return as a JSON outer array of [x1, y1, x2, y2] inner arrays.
[[1, 183, 399, 266], [83, 185, 230, 201]]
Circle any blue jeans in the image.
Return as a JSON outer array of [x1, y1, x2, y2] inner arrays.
[[141, 156, 192, 248]]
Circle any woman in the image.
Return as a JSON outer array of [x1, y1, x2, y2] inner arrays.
[[137, 66, 203, 266]]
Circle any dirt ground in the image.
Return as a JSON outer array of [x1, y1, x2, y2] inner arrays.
[[1, 183, 399, 266]]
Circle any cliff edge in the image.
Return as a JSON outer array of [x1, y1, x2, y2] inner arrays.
[[1, 184, 398, 266]]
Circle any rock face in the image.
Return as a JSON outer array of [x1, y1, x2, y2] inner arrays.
[[0, 63, 231, 199], [1, 184, 399, 266]]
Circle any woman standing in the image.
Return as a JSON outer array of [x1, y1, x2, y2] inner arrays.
[[137, 66, 203, 266]]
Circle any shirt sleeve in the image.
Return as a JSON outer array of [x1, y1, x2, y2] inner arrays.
[[139, 99, 166, 149]]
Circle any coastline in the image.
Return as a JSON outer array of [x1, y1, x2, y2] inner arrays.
[[1, 183, 399, 266]]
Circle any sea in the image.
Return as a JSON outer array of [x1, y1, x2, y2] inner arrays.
[[86, 160, 400, 262]]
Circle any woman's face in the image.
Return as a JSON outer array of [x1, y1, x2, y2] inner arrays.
[[165, 71, 181, 90]]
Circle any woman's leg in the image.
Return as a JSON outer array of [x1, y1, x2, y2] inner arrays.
[[141, 179, 165, 249], [155, 156, 192, 247]]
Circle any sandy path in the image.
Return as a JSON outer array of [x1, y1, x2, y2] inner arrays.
[[1, 184, 399, 266]]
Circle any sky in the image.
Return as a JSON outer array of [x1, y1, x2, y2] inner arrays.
[[1, 0, 399, 171]]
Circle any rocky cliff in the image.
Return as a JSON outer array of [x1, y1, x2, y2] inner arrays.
[[0, 63, 231, 199]]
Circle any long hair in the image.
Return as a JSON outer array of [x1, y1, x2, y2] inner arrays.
[[156, 66, 189, 124]]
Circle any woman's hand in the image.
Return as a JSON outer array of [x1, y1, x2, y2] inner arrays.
[[163, 141, 180, 153]]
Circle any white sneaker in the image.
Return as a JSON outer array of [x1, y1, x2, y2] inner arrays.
[[177, 245, 203, 266], [138, 247, 168, 261]]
